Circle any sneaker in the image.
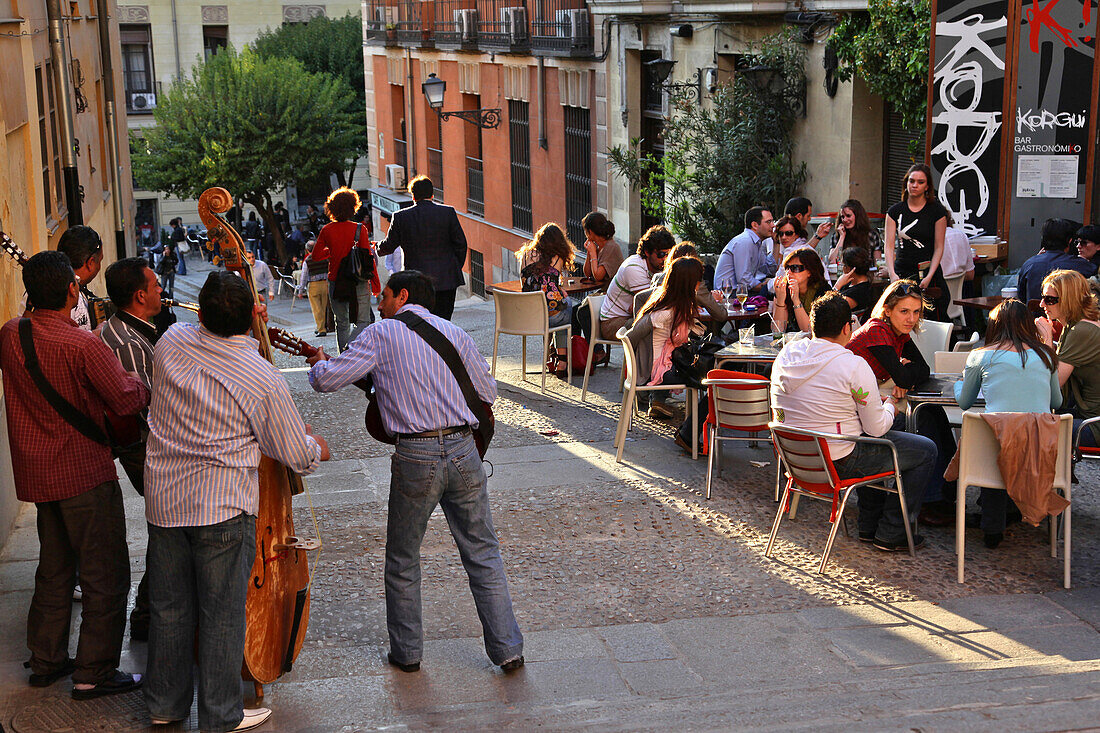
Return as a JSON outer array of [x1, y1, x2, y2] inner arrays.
[[648, 400, 675, 419], [499, 655, 524, 672], [873, 534, 925, 553], [231, 708, 272, 731]]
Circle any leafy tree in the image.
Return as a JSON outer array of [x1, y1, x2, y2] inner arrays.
[[131, 46, 363, 262], [608, 30, 807, 253], [830, 0, 930, 137], [253, 14, 366, 187]]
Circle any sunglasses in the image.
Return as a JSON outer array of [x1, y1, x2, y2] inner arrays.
[[895, 282, 923, 297], [1041, 295, 1060, 305], [786, 264, 807, 273], [777, 229, 797, 238]]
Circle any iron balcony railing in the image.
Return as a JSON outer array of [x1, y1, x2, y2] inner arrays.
[[395, 0, 434, 47], [476, 0, 530, 51], [364, 1, 399, 44], [434, 0, 479, 49], [530, 0, 592, 56]]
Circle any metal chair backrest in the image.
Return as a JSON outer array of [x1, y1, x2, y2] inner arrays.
[[703, 369, 770, 433], [958, 412, 1073, 492], [769, 424, 841, 498], [911, 319, 953, 369], [616, 326, 639, 390], [494, 290, 550, 337], [934, 350, 969, 374]]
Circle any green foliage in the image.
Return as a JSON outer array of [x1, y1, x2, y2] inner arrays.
[[608, 29, 807, 253], [830, 0, 931, 134], [131, 46, 363, 260], [253, 14, 367, 186]]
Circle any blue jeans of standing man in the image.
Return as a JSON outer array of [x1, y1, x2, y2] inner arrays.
[[145, 513, 256, 733], [833, 430, 936, 544], [329, 280, 374, 352], [386, 431, 523, 666]]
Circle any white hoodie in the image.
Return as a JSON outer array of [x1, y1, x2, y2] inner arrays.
[[770, 337, 895, 459]]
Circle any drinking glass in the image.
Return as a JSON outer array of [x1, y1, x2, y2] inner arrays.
[[720, 279, 734, 311], [735, 284, 748, 310], [738, 325, 755, 346]]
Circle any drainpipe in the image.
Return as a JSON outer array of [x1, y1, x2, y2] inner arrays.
[[536, 57, 547, 150], [96, 0, 127, 258], [406, 48, 417, 177], [46, 0, 82, 225], [170, 0, 182, 81]]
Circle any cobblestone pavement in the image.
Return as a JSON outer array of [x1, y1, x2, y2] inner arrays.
[[3, 260, 1100, 730]]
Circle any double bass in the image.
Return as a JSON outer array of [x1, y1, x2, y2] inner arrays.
[[198, 187, 319, 699]]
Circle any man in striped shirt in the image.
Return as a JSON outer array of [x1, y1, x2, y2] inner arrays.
[[143, 272, 329, 732], [100, 256, 162, 642], [307, 270, 524, 674]]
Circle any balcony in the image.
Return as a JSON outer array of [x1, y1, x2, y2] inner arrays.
[[476, 0, 530, 53], [434, 0, 480, 51], [531, 0, 593, 57], [395, 0, 435, 47], [364, 1, 399, 46]]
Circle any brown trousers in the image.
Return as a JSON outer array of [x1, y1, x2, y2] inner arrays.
[[308, 279, 331, 333], [29, 480, 129, 684]]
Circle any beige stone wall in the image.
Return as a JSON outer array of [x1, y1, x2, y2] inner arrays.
[[0, 0, 134, 547]]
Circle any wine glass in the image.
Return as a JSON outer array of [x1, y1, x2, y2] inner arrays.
[[735, 284, 748, 310], [720, 279, 734, 312]]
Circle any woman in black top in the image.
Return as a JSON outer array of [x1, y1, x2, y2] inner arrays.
[[834, 246, 875, 318], [885, 163, 950, 320]]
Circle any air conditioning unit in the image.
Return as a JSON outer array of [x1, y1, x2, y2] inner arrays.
[[500, 7, 527, 43], [130, 92, 157, 110], [385, 163, 406, 191], [454, 8, 477, 40]]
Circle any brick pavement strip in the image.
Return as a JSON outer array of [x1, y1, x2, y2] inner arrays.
[[4, 278, 1100, 730]]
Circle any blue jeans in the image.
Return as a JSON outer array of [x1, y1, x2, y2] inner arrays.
[[145, 513, 256, 733], [893, 407, 956, 503], [834, 430, 936, 544], [386, 432, 523, 666], [329, 280, 374, 353]]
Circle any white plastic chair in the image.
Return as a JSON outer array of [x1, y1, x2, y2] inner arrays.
[[614, 327, 697, 462], [910, 319, 953, 370], [945, 273, 967, 322], [491, 290, 571, 393], [580, 294, 620, 403], [933, 350, 969, 375], [955, 412, 1072, 588], [952, 331, 980, 352], [700, 372, 773, 500]]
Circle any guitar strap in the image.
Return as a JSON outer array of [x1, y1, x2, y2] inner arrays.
[[18, 318, 112, 448], [393, 311, 494, 448]]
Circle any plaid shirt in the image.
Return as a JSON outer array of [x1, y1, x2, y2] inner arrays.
[[0, 309, 150, 502]]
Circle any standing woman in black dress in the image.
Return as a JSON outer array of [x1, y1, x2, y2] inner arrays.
[[884, 163, 951, 320]]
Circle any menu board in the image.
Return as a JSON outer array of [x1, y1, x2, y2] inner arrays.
[[1015, 155, 1081, 198]]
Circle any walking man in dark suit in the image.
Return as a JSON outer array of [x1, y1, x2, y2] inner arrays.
[[377, 176, 468, 319]]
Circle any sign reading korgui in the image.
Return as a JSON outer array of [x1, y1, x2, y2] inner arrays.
[[930, 0, 1098, 248]]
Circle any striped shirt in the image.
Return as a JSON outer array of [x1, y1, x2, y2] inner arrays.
[[100, 311, 156, 388], [308, 304, 496, 434], [145, 322, 322, 527]]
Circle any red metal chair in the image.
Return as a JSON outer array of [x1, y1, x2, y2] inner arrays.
[[700, 369, 772, 500], [1074, 416, 1100, 464], [766, 422, 917, 574]]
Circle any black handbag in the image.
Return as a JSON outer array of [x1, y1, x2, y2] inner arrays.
[[669, 332, 724, 390]]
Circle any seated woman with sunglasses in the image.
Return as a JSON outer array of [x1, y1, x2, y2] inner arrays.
[[772, 249, 829, 333], [847, 280, 957, 526], [955, 299, 1061, 548], [1035, 269, 1100, 449]]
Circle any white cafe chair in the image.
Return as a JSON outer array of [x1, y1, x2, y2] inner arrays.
[[491, 290, 571, 394], [910, 319, 953, 370]]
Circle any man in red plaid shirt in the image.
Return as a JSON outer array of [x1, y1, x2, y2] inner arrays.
[[0, 251, 149, 699]]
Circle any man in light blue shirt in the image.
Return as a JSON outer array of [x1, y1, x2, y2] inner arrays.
[[714, 206, 777, 293]]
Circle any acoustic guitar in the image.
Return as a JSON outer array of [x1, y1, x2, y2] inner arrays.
[[267, 327, 494, 458]]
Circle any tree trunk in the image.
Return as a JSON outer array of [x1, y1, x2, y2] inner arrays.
[[246, 191, 289, 266], [335, 169, 348, 189]]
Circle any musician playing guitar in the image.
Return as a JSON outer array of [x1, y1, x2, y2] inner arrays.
[[307, 270, 524, 674], [143, 272, 329, 732]]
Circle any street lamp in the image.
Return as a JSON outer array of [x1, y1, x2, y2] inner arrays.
[[643, 57, 710, 105], [420, 73, 501, 130]]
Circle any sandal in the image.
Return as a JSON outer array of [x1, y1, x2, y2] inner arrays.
[[71, 670, 143, 700], [591, 347, 611, 368]]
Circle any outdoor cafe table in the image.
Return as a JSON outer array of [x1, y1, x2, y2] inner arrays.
[[905, 375, 984, 432], [953, 295, 1004, 311], [715, 333, 785, 370], [488, 278, 605, 298]]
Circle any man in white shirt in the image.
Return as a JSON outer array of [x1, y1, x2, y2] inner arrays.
[[598, 225, 674, 339], [770, 292, 935, 551], [57, 225, 105, 330]]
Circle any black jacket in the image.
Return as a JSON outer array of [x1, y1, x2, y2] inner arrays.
[[378, 200, 468, 290]]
